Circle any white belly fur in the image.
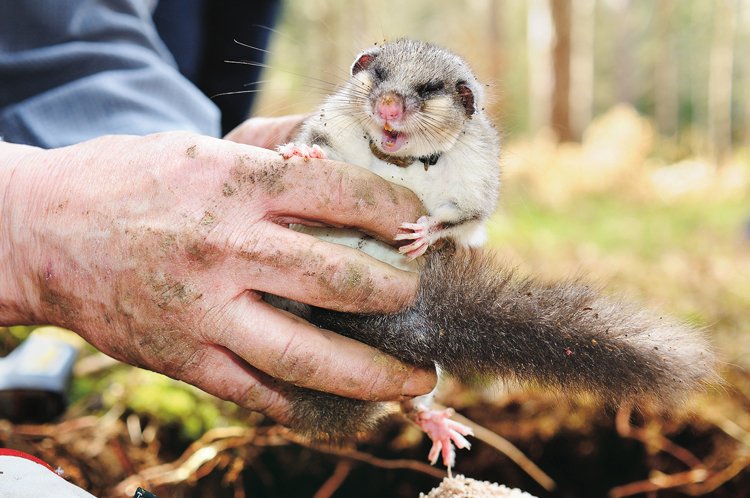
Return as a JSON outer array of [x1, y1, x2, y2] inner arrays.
[[295, 225, 420, 273]]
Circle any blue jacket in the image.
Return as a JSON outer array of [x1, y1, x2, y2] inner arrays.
[[0, 0, 279, 148]]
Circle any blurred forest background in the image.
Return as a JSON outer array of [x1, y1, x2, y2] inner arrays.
[[255, 0, 750, 165], [3, 1, 750, 497]]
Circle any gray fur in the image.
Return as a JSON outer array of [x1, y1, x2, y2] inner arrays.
[[288, 245, 715, 440], [291, 38, 501, 260], [275, 39, 715, 441], [286, 386, 392, 441]]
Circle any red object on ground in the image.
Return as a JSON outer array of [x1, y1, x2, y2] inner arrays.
[[0, 448, 57, 473]]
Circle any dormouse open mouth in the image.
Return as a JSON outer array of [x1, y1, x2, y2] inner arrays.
[[381, 122, 406, 152]]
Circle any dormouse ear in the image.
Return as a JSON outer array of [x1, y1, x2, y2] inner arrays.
[[351, 49, 379, 75], [456, 81, 475, 117]]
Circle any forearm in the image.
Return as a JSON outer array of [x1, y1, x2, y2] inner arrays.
[[0, 141, 45, 325], [0, 140, 104, 328]]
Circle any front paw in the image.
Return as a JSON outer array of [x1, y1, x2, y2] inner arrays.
[[276, 143, 327, 161], [395, 215, 435, 259]]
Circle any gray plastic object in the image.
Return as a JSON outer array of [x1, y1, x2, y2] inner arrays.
[[0, 333, 79, 423]]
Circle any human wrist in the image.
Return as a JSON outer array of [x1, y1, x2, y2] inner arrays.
[[0, 142, 47, 325]]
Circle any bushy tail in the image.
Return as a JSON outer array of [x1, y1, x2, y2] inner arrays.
[[311, 247, 716, 407]]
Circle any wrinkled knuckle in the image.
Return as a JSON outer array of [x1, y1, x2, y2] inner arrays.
[[271, 335, 322, 385], [348, 277, 378, 307], [198, 301, 237, 345], [168, 346, 210, 381], [236, 380, 273, 413], [325, 259, 377, 307], [127, 325, 197, 375], [361, 365, 391, 401], [324, 165, 350, 210]]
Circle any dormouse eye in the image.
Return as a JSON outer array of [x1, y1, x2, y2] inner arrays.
[[372, 66, 387, 81], [416, 80, 445, 97]]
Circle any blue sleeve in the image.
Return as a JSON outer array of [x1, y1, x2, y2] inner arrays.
[[0, 0, 221, 148]]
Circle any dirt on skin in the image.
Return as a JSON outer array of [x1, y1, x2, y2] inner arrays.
[[229, 154, 289, 197], [36, 265, 81, 327]]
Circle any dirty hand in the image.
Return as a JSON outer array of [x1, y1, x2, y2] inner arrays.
[[0, 132, 435, 424]]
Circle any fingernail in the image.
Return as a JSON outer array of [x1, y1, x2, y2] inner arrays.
[[401, 367, 437, 397]]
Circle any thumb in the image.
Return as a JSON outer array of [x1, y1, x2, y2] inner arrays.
[[173, 343, 297, 425]]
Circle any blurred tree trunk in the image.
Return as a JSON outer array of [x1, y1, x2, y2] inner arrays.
[[708, 0, 737, 166], [570, 0, 595, 140], [527, 0, 553, 133], [690, 1, 711, 153], [550, 0, 572, 141], [486, 0, 504, 119], [613, 0, 634, 105], [654, 0, 678, 138], [743, 1, 750, 148]]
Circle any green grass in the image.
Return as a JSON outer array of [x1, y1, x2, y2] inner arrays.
[[489, 188, 749, 261], [486, 184, 750, 366]]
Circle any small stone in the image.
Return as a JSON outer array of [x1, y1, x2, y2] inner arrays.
[[419, 475, 538, 498]]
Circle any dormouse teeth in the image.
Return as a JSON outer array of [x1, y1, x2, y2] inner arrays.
[[384, 123, 393, 132]]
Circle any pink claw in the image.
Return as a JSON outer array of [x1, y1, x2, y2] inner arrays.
[[397, 222, 427, 233], [276, 143, 327, 161], [414, 407, 474, 468], [396, 216, 433, 260], [398, 239, 429, 259]]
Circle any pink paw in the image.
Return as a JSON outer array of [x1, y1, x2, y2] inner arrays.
[[395, 216, 434, 259], [414, 407, 473, 468], [276, 143, 327, 161]]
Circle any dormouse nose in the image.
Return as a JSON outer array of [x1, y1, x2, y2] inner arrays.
[[376, 93, 404, 122]]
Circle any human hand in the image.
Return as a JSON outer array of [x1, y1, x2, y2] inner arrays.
[[224, 114, 307, 150], [0, 132, 434, 425]]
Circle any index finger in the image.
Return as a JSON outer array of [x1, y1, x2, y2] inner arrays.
[[266, 156, 427, 243], [231, 222, 419, 314]]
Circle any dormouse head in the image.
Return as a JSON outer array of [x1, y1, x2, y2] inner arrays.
[[345, 39, 484, 158]]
